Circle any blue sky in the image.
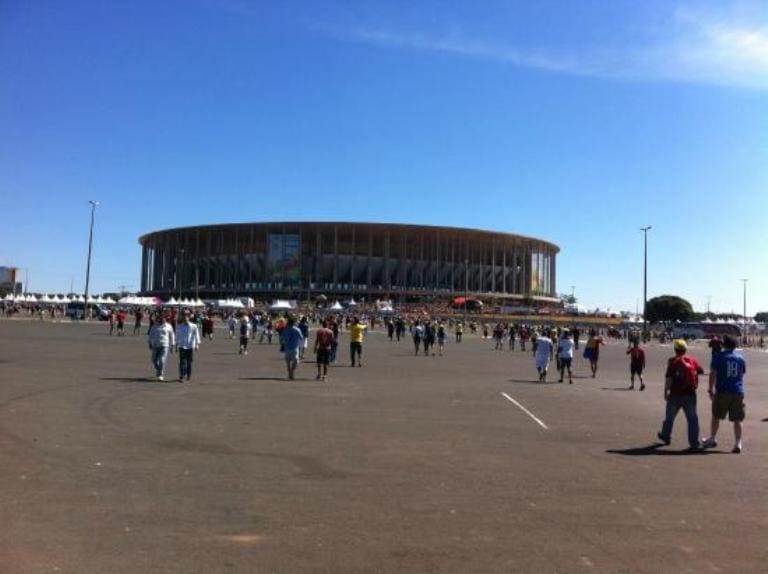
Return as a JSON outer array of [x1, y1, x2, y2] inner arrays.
[[1, 0, 766, 314]]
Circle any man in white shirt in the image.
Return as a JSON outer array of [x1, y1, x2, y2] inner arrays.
[[148, 313, 176, 381], [535, 329, 554, 383], [557, 329, 575, 384], [176, 311, 201, 381]]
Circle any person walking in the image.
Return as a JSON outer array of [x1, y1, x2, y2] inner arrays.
[[176, 311, 201, 382], [238, 315, 252, 355], [349, 316, 367, 367], [298, 316, 310, 359], [282, 316, 304, 380], [657, 339, 704, 450], [314, 320, 334, 381], [535, 330, 554, 383], [627, 339, 646, 390], [455, 321, 463, 343], [148, 313, 175, 381], [436, 322, 447, 356], [133, 308, 144, 335], [702, 335, 746, 453], [412, 321, 423, 355], [557, 329, 574, 384], [116, 308, 127, 336], [583, 329, 605, 377]]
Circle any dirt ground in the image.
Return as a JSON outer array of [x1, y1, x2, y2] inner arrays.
[[1, 319, 766, 573]]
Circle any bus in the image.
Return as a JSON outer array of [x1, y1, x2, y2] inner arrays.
[[671, 322, 741, 340]]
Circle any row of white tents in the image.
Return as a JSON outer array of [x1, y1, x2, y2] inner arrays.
[[4, 293, 396, 314], [2, 293, 117, 304]]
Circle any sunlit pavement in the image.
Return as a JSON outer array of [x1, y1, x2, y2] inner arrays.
[[1, 320, 765, 573]]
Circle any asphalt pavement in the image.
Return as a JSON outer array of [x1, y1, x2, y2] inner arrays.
[[1, 319, 766, 573]]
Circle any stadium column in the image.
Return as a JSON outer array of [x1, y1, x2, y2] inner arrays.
[[140, 245, 148, 292], [551, 250, 557, 297], [333, 225, 338, 289], [450, 238, 456, 292], [384, 230, 391, 293], [491, 241, 496, 294], [315, 228, 322, 289], [367, 228, 373, 291], [502, 246, 507, 294]]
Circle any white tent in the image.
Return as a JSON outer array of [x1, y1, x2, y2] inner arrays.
[[269, 299, 294, 311], [329, 301, 343, 311], [216, 299, 244, 309], [346, 298, 357, 307], [164, 297, 178, 307]]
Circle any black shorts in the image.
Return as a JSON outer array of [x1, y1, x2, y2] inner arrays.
[[559, 357, 572, 369], [317, 349, 330, 365], [240, 336, 249, 346], [630, 361, 643, 375]]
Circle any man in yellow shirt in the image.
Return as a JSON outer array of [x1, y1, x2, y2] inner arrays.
[[349, 316, 367, 367]]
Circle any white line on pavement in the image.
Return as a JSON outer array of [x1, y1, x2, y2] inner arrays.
[[500, 392, 549, 430]]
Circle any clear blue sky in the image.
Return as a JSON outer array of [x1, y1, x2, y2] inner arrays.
[[2, 0, 766, 314]]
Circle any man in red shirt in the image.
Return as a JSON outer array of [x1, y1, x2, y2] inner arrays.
[[314, 320, 335, 381], [626, 339, 646, 390], [657, 339, 704, 450]]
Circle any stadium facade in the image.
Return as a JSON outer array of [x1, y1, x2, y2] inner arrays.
[[138, 222, 559, 303]]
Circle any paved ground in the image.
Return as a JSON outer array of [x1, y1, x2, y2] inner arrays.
[[1, 319, 766, 573]]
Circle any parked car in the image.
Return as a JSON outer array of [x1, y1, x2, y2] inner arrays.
[[66, 302, 110, 320]]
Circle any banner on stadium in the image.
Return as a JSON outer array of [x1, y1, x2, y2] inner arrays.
[[267, 234, 301, 286]]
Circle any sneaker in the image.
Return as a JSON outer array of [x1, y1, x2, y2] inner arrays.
[[558, 378, 563, 383], [640, 384, 645, 391], [656, 432, 670, 446], [316, 374, 322, 380], [732, 445, 742, 454], [686, 444, 703, 452], [629, 385, 635, 390], [701, 438, 718, 449], [158, 375, 164, 382]]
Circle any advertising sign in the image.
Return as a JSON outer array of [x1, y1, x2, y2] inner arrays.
[[267, 234, 301, 286]]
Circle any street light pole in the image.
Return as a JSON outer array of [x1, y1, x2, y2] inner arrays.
[[84, 200, 98, 321], [741, 279, 748, 344], [640, 226, 652, 339]]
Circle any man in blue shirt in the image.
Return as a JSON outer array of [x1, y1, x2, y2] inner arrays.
[[702, 335, 746, 453], [281, 316, 304, 380]]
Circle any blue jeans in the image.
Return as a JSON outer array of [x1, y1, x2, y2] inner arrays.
[[178, 348, 194, 379], [660, 394, 700, 448], [151, 346, 169, 377]]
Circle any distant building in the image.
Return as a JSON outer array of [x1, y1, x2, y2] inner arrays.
[[0, 266, 19, 293]]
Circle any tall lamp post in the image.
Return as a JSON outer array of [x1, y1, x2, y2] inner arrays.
[[83, 200, 98, 321], [640, 226, 652, 339], [741, 278, 748, 344]]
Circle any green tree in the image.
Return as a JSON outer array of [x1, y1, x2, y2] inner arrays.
[[754, 311, 768, 323], [645, 295, 695, 324]]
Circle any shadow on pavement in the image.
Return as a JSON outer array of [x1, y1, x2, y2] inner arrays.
[[507, 379, 563, 384], [607, 443, 724, 456], [240, 376, 291, 382], [100, 377, 158, 383], [601, 387, 634, 391]]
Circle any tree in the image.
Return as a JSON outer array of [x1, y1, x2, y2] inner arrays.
[[645, 295, 695, 324], [754, 311, 768, 323]]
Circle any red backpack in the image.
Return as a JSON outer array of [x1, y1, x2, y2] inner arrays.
[[668, 356, 699, 393]]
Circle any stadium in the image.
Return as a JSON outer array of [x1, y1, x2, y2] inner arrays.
[[138, 222, 559, 303]]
